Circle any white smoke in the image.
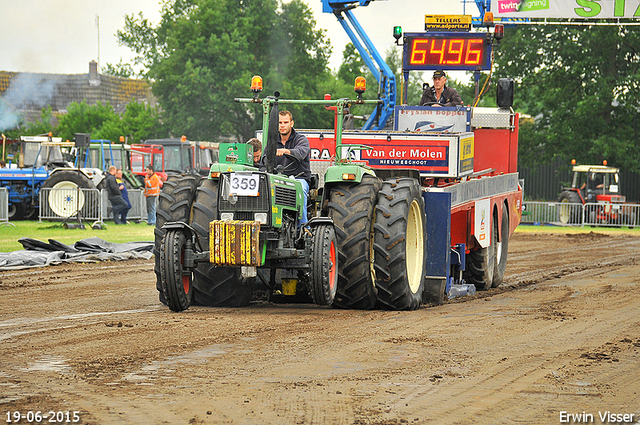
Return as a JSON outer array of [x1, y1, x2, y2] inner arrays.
[[0, 73, 57, 131], [0, 98, 19, 131]]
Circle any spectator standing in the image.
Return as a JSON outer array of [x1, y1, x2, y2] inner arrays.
[[105, 166, 128, 225], [115, 168, 131, 224], [144, 165, 162, 225]]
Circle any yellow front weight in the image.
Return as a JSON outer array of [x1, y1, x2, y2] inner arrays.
[[209, 220, 261, 266]]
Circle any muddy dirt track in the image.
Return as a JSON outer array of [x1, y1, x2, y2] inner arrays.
[[1, 230, 640, 425]]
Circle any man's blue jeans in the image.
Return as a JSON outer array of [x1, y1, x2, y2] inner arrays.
[[146, 195, 158, 225], [297, 178, 309, 226]]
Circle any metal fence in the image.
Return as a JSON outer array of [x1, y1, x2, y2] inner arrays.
[[39, 187, 102, 222], [520, 158, 640, 203], [522, 201, 639, 227], [39, 188, 149, 224], [0, 188, 10, 225], [100, 189, 147, 223]]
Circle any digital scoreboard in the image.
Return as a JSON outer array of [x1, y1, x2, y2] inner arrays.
[[402, 32, 492, 72]]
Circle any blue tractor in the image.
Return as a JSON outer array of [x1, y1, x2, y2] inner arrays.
[[0, 136, 103, 220]]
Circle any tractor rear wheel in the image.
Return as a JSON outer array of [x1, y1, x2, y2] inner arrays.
[[558, 191, 582, 224], [190, 178, 253, 307], [464, 210, 497, 291], [373, 178, 427, 310], [154, 174, 201, 304], [160, 230, 193, 312], [41, 171, 96, 218], [492, 205, 509, 288], [309, 223, 338, 306], [8, 202, 27, 221], [326, 174, 382, 310]]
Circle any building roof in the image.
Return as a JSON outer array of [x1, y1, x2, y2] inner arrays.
[[0, 61, 156, 125]]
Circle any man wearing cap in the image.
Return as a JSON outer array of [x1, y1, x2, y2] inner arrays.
[[420, 70, 463, 107]]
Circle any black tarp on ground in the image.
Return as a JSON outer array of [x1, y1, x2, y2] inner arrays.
[[0, 237, 154, 270]]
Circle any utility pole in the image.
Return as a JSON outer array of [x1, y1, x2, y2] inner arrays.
[[96, 14, 100, 72]]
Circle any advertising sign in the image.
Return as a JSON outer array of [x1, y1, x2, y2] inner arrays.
[[304, 130, 474, 178], [395, 106, 470, 133], [491, 0, 640, 19]]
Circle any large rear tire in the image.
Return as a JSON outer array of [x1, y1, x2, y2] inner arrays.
[[41, 171, 96, 218], [373, 178, 426, 311], [190, 179, 253, 307], [8, 202, 27, 221], [153, 174, 201, 303], [558, 191, 581, 224], [465, 207, 497, 291], [309, 223, 338, 306], [326, 175, 382, 310], [492, 205, 509, 288], [160, 230, 193, 312]]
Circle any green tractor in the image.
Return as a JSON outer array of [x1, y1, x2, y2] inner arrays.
[[156, 91, 338, 311]]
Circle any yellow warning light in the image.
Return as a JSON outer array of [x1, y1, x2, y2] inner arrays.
[[251, 75, 263, 93], [483, 11, 494, 26], [571, 159, 576, 165], [181, 135, 187, 143], [354, 76, 367, 95]]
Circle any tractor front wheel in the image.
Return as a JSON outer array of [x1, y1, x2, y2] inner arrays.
[[160, 230, 193, 312], [190, 179, 253, 307], [309, 223, 338, 306], [153, 174, 201, 304]]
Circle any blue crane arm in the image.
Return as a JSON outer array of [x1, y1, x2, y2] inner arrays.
[[321, 0, 395, 130]]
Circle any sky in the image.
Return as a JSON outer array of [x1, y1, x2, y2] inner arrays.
[[0, 0, 473, 76]]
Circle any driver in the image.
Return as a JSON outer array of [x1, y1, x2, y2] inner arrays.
[[419, 70, 463, 107], [261, 110, 311, 226]]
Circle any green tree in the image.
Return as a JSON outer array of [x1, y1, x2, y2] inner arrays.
[[56, 100, 163, 143], [338, 43, 367, 85], [25, 106, 56, 136], [56, 101, 116, 142], [118, 0, 333, 141], [103, 60, 136, 78], [494, 24, 640, 170]]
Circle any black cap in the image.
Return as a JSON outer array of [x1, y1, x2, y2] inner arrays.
[[433, 70, 446, 78]]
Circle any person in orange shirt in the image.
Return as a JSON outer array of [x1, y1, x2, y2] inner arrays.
[[144, 165, 163, 225]]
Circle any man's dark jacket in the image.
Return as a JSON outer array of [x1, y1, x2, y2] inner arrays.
[[420, 86, 463, 107], [105, 173, 123, 201], [260, 128, 311, 182]]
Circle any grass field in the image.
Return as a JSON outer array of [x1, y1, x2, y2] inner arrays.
[[515, 223, 640, 236], [0, 220, 155, 253], [2, 219, 638, 253]]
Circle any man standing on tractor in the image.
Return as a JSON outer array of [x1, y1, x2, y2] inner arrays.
[[261, 110, 311, 225], [144, 164, 163, 225], [420, 70, 463, 107]]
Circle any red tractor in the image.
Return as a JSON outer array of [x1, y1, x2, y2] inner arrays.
[[558, 162, 635, 226], [130, 137, 218, 183]]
